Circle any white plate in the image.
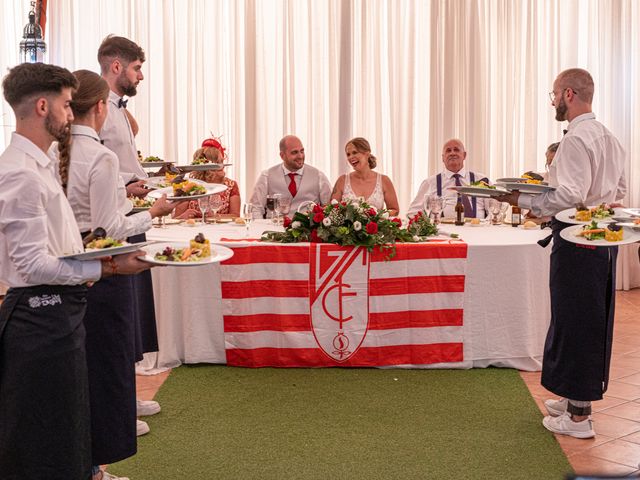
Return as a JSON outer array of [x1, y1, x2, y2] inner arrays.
[[177, 163, 232, 172], [496, 182, 556, 194], [560, 224, 640, 247], [147, 183, 227, 201], [131, 206, 152, 213], [555, 206, 623, 225], [449, 186, 510, 198], [140, 241, 234, 266], [144, 177, 206, 190], [621, 208, 640, 217], [59, 241, 155, 260], [140, 161, 170, 168]]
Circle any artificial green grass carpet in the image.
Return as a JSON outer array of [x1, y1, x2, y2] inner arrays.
[[112, 366, 571, 479]]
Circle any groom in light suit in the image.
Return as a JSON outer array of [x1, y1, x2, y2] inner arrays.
[[249, 135, 332, 218]]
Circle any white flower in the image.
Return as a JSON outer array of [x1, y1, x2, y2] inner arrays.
[[381, 211, 389, 219], [331, 199, 339, 205], [353, 221, 362, 231], [413, 235, 420, 242], [322, 217, 332, 227], [292, 221, 302, 229]]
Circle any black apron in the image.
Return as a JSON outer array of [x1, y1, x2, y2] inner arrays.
[[541, 219, 617, 401], [128, 232, 159, 359], [84, 275, 137, 464], [0, 285, 91, 480]]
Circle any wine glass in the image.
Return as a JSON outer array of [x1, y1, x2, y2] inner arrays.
[[198, 197, 210, 224], [209, 194, 224, 223], [499, 201, 510, 224], [277, 197, 291, 225], [429, 195, 445, 225], [266, 194, 278, 221], [489, 198, 502, 225], [242, 203, 254, 237], [422, 193, 432, 220]]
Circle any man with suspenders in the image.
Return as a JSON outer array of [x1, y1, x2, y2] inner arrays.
[[407, 138, 489, 219]]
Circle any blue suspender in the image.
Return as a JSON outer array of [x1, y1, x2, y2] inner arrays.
[[437, 172, 478, 217]]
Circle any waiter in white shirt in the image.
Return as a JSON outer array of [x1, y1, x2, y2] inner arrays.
[[0, 63, 151, 480], [406, 138, 489, 219], [498, 68, 626, 439], [249, 135, 332, 218], [97, 34, 162, 433], [98, 35, 148, 196]]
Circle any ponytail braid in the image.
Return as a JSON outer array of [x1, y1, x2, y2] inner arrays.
[[57, 127, 72, 195]]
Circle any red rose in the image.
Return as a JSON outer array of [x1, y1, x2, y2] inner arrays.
[[313, 212, 324, 223], [392, 218, 402, 226], [310, 229, 322, 243], [367, 208, 377, 217], [366, 221, 378, 234], [283, 216, 292, 228], [313, 204, 324, 214], [333, 203, 340, 209]]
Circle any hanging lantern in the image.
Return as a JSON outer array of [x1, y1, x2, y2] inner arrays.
[[19, 1, 46, 63]]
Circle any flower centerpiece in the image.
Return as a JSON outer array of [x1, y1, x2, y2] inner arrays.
[[261, 199, 438, 259], [405, 211, 439, 239]]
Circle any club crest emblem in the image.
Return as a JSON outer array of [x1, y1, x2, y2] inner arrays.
[[309, 244, 370, 362]]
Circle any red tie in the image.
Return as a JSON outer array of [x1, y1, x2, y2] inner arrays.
[[288, 173, 297, 197]]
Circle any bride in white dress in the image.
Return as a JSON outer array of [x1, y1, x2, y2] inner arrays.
[[330, 137, 399, 216]]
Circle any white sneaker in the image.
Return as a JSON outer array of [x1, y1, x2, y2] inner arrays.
[[542, 413, 595, 439], [136, 419, 150, 436], [101, 470, 130, 480], [544, 397, 568, 417], [136, 398, 161, 416]]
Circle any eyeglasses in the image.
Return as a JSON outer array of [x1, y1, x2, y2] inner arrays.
[[548, 88, 578, 102]]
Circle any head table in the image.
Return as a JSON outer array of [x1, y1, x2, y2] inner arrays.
[[137, 219, 553, 373]]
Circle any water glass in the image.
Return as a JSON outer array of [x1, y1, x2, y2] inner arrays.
[[266, 194, 279, 221], [198, 197, 210, 224], [209, 194, 224, 223], [428, 195, 445, 225], [277, 197, 291, 225], [242, 204, 254, 237]]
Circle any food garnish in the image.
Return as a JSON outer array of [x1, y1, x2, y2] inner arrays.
[[470, 180, 496, 189], [192, 157, 209, 165], [154, 233, 211, 262], [172, 181, 207, 197], [130, 197, 155, 208], [86, 237, 124, 249], [577, 220, 623, 242], [521, 171, 545, 184], [142, 155, 163, 163]]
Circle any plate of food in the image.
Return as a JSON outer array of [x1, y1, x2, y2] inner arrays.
[[147, 182, 227, 201], [621, 208, 640, 218], [144, 173, 193, 189], [496, 182, 556, 194], [176, 163, 232, 172], [130, 196, 155, 213], [495, 172, 548, 185], [140, 156, 173, 168], [450, 182, 510, 198], [139, 234, 234, 266], [555, 204, 622, 225], [560, 221, 640, 247], [59, 240, 155, 260]]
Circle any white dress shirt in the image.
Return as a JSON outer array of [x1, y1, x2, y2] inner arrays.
[[249, 163, 332, 217], [64, 125, 153, 238], [406, 167, 488, 218], [0, 133, 101, 287], [519, 113, 626, 217], [99, 90, 147, 183]]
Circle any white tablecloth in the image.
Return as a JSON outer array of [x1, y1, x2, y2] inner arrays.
[[138, 220, 553, 373]]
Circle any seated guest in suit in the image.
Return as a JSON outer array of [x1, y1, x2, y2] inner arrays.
[[173, 138, 241, 219], [330, 137, 399, 215], [249, 135, 332, 218], [407, 138, 489, 219]]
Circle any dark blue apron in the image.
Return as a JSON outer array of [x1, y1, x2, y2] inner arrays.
[[541, 219, 617, 400], [0, 284, 91, 480]]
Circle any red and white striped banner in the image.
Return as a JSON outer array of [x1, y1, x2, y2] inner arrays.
[[221, 242, 468, 367]]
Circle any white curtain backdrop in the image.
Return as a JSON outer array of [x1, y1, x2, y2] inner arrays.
[[2, 0, 639, 285]]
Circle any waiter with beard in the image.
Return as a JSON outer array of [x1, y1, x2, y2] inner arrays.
[[0, 62, 151, 479], [498, 68, 626, 439], [97, 35, 162, 436]]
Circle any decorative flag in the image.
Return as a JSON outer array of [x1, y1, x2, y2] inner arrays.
[[36, 0, 47, 36], [221, 242, 468, 367]]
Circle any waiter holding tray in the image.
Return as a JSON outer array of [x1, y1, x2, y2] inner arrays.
[[497, 68, 626, 439], [0, 63, 152, 479]]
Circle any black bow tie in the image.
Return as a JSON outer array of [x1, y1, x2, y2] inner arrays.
[[118, 98, 128, 109]]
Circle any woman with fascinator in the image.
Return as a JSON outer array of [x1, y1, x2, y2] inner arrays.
[[173, 137, 241, 219]]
